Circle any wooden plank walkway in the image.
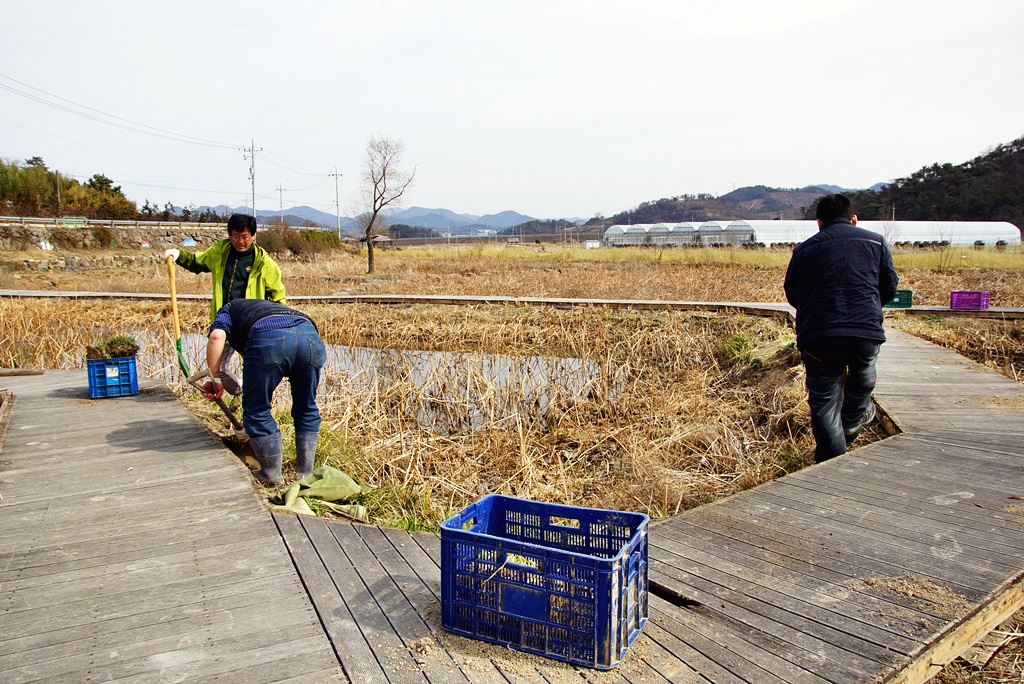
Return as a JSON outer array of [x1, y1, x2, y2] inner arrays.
[[646, 327, 1024, 683], [0, 371, 342, 683], [3, 312, 1023, 683], [270, 327, 1024, 684]]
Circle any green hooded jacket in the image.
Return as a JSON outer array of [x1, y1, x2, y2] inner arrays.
[[176, 239, 286, 322]]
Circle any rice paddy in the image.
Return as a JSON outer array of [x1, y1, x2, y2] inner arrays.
[[3, 242, 1024, 532]]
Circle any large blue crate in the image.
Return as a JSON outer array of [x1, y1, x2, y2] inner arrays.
[[87, 357, 138, 398], [441, 494, 649, 669]]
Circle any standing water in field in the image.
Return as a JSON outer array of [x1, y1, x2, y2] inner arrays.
[[324, 345, 603, 433], [151, 333, 605, 434]]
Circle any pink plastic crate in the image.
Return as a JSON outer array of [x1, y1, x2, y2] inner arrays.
[[950, 290, 990, 310]]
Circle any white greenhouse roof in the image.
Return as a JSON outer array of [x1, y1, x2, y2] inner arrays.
[[667, 222, 697, 232], [601, 221, 1021, 246]]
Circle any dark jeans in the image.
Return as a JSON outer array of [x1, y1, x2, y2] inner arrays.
[[242, 320, 326, 438], [801, 337, 880, 462]]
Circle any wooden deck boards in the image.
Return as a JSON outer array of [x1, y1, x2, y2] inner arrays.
[[647, 326, 1024, 683], [0, 371, 342, 683], [3, 316, 1024, 683], [275, 514, 716, 684]]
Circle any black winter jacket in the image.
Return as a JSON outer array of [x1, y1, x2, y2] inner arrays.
[[210, 299, 317, 353], [783, 218, 899, 349]]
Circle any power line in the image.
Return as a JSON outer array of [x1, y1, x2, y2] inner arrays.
[[1, 72, 347, 215], [0, 116, 243, 178], [286, 177, 334, 192], [0, 74, 334, 186], [0, 72, 241, 149], [259, 150, 326, 177]]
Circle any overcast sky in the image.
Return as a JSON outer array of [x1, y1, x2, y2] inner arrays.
[[2, 1, 1021, 220]]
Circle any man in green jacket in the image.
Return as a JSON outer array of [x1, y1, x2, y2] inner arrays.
[[165, 213, 286, 394]]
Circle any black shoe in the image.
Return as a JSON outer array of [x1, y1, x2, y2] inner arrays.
[[844, 403, 876, 442]]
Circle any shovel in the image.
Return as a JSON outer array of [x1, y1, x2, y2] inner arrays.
[[166, 254, 247, 438]]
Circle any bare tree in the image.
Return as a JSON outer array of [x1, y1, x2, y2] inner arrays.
[[359, 135, 415, 274]]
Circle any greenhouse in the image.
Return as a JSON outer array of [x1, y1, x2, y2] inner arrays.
[[647, 223, 671, 246], [602, 221, 1021, 248], [856, 221, 1021, 248], [668, 222, 698, 246], [696, 221, 726, 246], [723, 221, 756, 245]]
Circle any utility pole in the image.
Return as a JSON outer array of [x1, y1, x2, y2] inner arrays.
[[276, 185, 284, 225], [242, 140, 262, 219], [329, 167, 342, 239], [55, 170, 62, 217]]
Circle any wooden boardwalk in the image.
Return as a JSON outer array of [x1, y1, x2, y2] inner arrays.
[[2, 321, 1024, 682], [645, 328, 1024, 683], [264, 327, 1024, 684], [0, 372, 342, 683]]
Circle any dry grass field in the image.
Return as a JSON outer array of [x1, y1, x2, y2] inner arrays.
[[4, 244, 1024, 522], [3, 241, 1024, 682]]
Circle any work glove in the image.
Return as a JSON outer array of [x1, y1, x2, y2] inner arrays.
[[200, 377, 224, 400], [164, 248, 180, 261]]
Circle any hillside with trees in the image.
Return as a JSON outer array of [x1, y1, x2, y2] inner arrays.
[[0, 156, 226, 222], [582, 135, 1023, 232], [826, 136, 1024, 229], [0, 157, 138, 219], [388, 223, 442, 239], [500, 219, 579, 238], [593, 186, 827, 227]]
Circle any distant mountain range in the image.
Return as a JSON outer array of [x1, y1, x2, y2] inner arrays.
[[386, 207, 536, 234], [192, 205, 540, 235], [193, 185, 891, 233]]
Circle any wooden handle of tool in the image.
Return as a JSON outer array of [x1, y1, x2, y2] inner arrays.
[[166, 254, 181, 340]]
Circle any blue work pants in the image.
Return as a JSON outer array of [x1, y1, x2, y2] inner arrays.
[[241, 320, 326, 438]]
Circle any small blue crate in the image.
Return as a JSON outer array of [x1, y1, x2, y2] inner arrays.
[[440, 494, 649, 669], [87, 357, 139, 398], [884, 289, 913, 308]]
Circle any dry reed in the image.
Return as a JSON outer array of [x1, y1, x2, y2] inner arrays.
[[5, 244, 1024, 532], [0, 297, 810, 529], [6, 244, 1024, 306], [6, 243, 1024, 681]]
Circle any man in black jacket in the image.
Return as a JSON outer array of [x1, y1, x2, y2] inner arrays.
[[784, 194, 899, 463]]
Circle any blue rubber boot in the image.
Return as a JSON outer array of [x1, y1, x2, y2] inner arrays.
[[250, 432, 284, 485], [295, 431, 319, 479]]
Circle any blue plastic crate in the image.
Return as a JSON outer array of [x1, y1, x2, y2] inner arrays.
[[87, 357, 139, 398], [441, 494, 649, 669]]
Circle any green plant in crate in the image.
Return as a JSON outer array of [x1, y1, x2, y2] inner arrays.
[[86, 335, 139, 360]]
